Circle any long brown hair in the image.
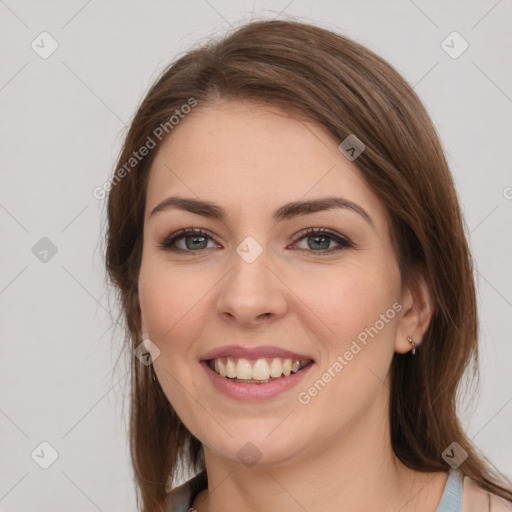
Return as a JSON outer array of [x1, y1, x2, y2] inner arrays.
[[104, 18, 512, 512]]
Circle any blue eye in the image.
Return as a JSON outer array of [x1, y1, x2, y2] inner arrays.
[[158, 228, 217, 252], [291, 227, 353, 254], [158, 227, 353, 255]]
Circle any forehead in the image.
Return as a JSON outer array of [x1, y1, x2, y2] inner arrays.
[[145, 100, 387, 226]]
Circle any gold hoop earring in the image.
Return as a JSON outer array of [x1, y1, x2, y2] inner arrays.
[[407, 336, 416, 355]]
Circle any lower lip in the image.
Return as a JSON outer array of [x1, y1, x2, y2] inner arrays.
[[200, 360, 314, 402]]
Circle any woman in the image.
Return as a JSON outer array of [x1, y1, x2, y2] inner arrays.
[[105, 19, 512, 512]]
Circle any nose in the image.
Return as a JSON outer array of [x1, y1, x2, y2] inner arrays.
[[215, 247, 288, 328]]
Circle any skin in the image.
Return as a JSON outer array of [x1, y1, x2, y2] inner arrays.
[[138, 100, 447, 511]]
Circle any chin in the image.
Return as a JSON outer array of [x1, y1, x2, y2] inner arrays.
[[202, 425, 312, 469]]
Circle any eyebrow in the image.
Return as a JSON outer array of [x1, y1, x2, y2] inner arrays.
[[149, 195, 374, 227]]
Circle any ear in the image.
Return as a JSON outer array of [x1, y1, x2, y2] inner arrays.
[[395, 270, 433, 354]]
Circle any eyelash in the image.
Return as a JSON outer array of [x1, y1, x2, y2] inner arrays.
[[158, 227, 353, 255]]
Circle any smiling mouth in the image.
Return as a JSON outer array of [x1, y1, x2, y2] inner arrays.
[[207, 356, 314, 384]]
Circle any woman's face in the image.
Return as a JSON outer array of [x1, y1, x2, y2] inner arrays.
[[138, 100, 417, 467]]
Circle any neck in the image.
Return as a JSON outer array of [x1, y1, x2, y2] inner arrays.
[[193, 386, 447, 512]]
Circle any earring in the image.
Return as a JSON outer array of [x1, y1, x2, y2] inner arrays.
[[142, 333, 156, 382], [407, 336, 416, 355]]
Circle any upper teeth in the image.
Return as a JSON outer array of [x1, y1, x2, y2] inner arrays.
[[211, 357, 311, 380]]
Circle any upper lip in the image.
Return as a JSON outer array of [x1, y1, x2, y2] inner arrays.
[[200, 345, 315, 362]]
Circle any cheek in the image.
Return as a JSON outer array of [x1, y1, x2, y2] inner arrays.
[[137, 259, 216, 386], [138, 264, 208, 423], [138, 257, 211, 340], [293, 267, 399, 414], [293, 262, 398, 351]]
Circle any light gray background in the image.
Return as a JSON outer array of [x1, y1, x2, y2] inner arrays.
[[1, 1, 511, 511]]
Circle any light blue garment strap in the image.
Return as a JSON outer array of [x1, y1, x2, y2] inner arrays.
[[435, 469, 463, 512]]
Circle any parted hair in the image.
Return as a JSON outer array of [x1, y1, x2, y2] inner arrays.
[[104, 18, 512, 512]]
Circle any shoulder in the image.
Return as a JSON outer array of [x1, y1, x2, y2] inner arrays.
[[462, 474, 512, 512], [164, 470, 208, 512]]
